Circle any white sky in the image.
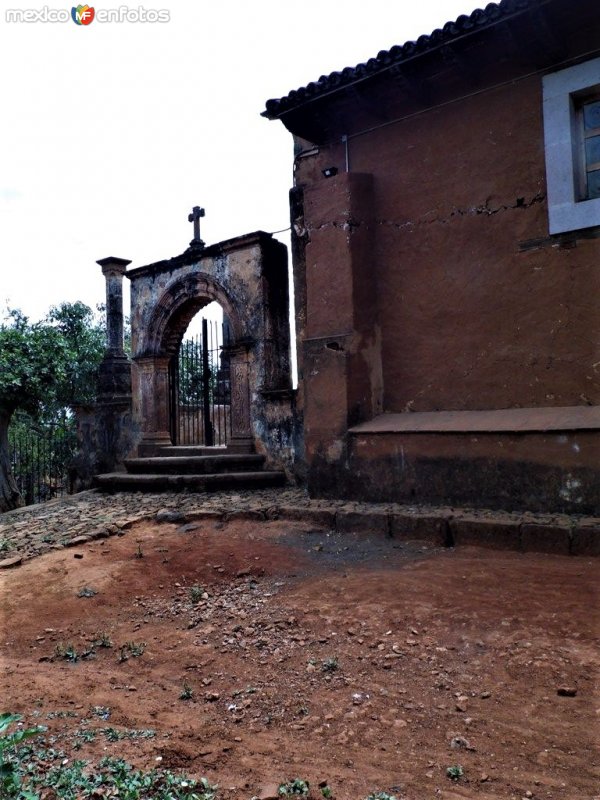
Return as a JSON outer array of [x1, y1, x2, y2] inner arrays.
[[0, 0, 475, 324]]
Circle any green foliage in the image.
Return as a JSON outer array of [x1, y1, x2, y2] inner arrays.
[[17, 750, 217, 800], [189, 585, 204, 603], [179, 682, 194, 700], [446, 765, 464, 781], [92, 633, 113, 649], [321, 657, 339, 673], [0, 301, 104, 419], [364, 793, 397, 800], [0, 311, 68, 418], [1, 302, 106, 510], [118, 641, 146, 662], [278, 778, 310, 796], [0, 712, 46, 797], [100, 727, 155, 742], [45, 302, 106, 409], [54, 643, 79, 663]]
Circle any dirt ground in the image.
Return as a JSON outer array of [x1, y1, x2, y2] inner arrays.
[[1, 517, 599, 800]]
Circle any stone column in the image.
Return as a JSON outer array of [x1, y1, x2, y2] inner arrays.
[[78, 256, 135, 478], [98, 256, 130, 356], [135, 355, 173, 456], [96, 257, 132, 398]]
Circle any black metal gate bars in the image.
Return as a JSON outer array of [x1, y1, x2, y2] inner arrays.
[[168, 318, 231, 446]]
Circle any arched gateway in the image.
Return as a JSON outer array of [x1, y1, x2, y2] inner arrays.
[[129, 231, 294, 460], [90, 229, 297, 486]]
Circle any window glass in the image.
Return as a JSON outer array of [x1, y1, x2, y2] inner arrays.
[[583, 100, 600, 130], [584, 134, 600, 167], [587, 169, 600, 199]]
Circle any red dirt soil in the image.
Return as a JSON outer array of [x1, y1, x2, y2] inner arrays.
[[1, 518, 599, 799]]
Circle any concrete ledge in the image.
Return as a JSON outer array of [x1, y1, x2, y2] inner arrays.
[[349, 406, 600, 434], [390, 512, 450, 545], [450, 516, 521, 550], [336, 510, 389, 535], [277, 506, 336, 528], [521, 523, 571, 555], [571, 521, 600, 556]]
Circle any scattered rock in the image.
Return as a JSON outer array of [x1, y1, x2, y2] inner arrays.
[[156, 509, 186, 523], [557, 686, 577, 697], [450, 735, 474, 751], [0, 555, 22, 569], [455, 695, 469, 712], [67, 536, 89, 547], [177, 523, 201, 533], [256, 783, 281, 800]]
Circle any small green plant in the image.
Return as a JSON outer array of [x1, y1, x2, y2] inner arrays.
[[92, 632, 113, 648], [73, 728, 97, 749], [0, 712, 46, 797], [118, 641, 146, 662], [45, 710, 77, 720], [54, 642, 79, 662], [0, 539, 10, 552], [446, 765, 464, 781], [100, 727, 155, 742], [179, 682, 194, 700], [321, 785, 333, 798], [321, 656, 339, 673], [278, 778, 310, 796], [364, 793, 397, 800], [188, 585, 204, 603], [16, 748, 217, 799]]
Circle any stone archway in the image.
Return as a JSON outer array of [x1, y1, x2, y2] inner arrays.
[[133, 273, 251, 455], [126, 231, 295, 463]]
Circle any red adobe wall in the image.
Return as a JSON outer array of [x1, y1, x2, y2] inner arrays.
[[291, 73, 600, 514], [300, 74, 599, 413]]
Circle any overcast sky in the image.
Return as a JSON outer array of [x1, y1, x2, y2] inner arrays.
[[0, 0, 475, 323]]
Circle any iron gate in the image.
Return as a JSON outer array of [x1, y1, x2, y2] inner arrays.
[[168, 318, 231, 446], [9, 411, 76, 505]]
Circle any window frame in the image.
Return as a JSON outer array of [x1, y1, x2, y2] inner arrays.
[[542, 57, 600, 235]]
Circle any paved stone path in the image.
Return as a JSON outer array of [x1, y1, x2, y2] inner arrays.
[[0, 487, 598, 565]]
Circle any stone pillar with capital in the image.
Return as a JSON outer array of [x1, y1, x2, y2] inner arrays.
[[79, 256, 136, 477], [97, 256, 132, 398]]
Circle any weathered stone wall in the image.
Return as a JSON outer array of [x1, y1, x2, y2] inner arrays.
[[127, 232, 299, 475]]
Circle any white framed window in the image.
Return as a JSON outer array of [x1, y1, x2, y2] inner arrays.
[[542, 57, 600, 234]]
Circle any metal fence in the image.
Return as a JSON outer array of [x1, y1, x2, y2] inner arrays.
[[8, 412, 77, 506], [169, 318, 231, 446]]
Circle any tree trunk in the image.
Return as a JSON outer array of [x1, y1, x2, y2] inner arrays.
[[0, 409, 23, 513]]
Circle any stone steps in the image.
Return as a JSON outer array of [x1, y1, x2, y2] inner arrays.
[[124, 454, 266, 475], [158, 446, 230, 457], [94, 470, 286, 493]]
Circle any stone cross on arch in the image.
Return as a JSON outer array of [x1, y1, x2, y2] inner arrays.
[[188, 205, 205, 249]]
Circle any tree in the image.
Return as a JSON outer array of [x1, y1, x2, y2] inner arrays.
[[0, 303, 105, 512]]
